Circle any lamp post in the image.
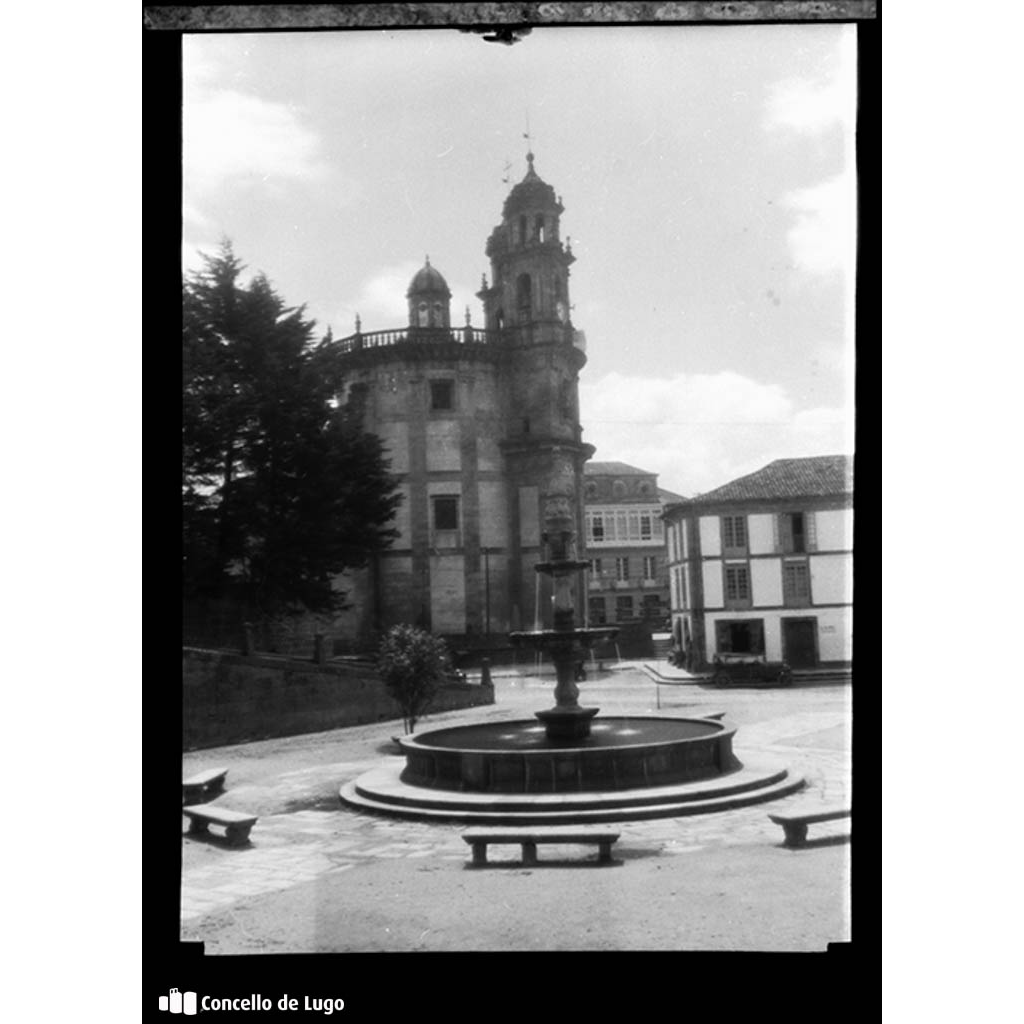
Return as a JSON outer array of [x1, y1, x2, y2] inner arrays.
[[482, 546, 491, 639]]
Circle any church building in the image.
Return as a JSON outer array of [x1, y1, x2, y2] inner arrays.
[[332, 154, 594, 644]]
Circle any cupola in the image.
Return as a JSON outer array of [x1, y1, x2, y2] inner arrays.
[[406, 257, 452, 328]]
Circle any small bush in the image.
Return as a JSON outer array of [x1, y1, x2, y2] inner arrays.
[[377, 625, 452, 734]]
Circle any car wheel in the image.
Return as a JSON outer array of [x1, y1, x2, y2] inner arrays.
[[713, 670, 731, 688]]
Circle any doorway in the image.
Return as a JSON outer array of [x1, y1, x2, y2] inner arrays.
[[782, 617, 818, 668]]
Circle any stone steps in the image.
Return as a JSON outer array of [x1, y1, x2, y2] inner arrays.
[[339, 760, 805, 825]]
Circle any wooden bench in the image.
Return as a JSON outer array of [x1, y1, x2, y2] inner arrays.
[[769, 806, 850, 847], [182, 803, 258, 845], [182, 768, 228, 806], [462, 829, 620, 867]]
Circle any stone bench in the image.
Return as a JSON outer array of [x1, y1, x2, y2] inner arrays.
[[182, 803, 258, 845], [769, 806, 851, 847], [182, 768, 228, 806], [462, 829, 620, 867]]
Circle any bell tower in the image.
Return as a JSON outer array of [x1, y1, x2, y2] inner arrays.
[[477, 152, 576, 343], [477, 151, 594, 634]]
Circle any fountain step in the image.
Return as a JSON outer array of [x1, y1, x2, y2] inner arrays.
[[339, 761, 805, 825], [352, 762, 789, 814]]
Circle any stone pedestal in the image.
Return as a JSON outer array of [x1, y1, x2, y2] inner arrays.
[[534, 705, 600, 741]]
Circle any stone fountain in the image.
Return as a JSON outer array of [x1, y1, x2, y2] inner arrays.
[[341, 492, 804, 824], [510, 495, 617, 743]]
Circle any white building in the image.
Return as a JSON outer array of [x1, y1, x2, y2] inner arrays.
[[582, 462, 684, 627], [662, 455, 853, 670]]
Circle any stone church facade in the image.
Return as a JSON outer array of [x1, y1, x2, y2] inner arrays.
[[332, 154, 594, 644]]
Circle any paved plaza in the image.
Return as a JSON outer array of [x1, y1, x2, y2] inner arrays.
[[180, 663, 852, 952]]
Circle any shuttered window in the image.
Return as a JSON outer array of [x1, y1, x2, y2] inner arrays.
[[724, 563, 751, 608]]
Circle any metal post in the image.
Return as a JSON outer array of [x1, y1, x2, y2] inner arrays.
[[483, 546, 491, 638]]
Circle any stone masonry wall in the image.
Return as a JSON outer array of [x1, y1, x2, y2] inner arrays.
[[183, 648, 495, 751]]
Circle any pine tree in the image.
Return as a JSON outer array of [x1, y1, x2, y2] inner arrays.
[[183, 241, 400, 617]]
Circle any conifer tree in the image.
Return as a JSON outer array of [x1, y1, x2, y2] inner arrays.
[[183, 241, 400, 616]]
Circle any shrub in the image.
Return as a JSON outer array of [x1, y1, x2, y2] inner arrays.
[[377, 625, 452, 734]]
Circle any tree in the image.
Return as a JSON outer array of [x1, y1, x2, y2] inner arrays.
[[183, 241, 401, 618], [377, 625, 452, 735]]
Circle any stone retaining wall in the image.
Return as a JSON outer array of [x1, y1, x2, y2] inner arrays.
[[183, 648, 495, 751]]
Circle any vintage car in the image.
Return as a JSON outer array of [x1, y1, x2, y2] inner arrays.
[[710, 653, 793, 688]]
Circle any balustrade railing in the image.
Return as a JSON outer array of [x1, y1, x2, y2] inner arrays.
[[336, 326, 496, 354]]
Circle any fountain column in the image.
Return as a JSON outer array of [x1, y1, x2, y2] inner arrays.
[[523, 495, 607, 741]]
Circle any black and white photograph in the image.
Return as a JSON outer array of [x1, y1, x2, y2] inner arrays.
[[174, 3, 866, 971]]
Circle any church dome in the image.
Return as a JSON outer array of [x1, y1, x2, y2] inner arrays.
[[502, 152, 560, 217], [406, 257, 452, 329], [406, 258, 451, 298]]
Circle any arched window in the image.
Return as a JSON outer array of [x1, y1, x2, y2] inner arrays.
[[519, 215, 527, 245], [535, 214, 545, 243], [496, 308, 505, 329], [417, 302, 429, 327], [516, 274, 532, 320], [432, 302, 443, 326], [613, 480, 627, 499]]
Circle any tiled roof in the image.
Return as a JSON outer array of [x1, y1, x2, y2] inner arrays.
[[658, 487, 687, 504], [693, 455, 853, 503], [585, 461, 655, 476]]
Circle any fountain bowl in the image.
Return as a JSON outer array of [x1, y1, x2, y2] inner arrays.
[[396, 716, 739, 795]]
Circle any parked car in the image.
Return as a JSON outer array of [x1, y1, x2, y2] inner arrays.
[[710, 653, 792, 688]]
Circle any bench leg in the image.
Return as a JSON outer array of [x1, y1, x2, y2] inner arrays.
[[470, 842, 487, 866], [783, 823, 808, 847], [521, 841, 538, 866], [225, 825, 251, 845], [597, 841, 614, 863], [187, 817, 209, 835]]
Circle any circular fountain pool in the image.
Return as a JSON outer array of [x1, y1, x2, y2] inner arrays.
[[397, 716, 739, 794]]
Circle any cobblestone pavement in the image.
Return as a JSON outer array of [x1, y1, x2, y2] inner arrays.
[[180, 665, 852, 929]]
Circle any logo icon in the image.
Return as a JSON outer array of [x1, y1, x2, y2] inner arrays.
[[159, 989, 197, 1015]]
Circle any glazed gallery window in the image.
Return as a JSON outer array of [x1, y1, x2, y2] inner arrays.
[[721, 514, 747, 555], [586, 507, 664, 545], [430, 379, 454, 411], [723, 563, 751, 608], [432, 495, 459, 531], [782, 561, 811, 606]]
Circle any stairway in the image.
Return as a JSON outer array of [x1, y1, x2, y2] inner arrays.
[[651, 633, 674, 660]]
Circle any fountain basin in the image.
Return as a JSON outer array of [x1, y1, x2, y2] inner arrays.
[[397, 716, 739, 794]]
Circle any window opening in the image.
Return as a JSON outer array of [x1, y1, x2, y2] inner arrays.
[[430, 380, 454, 411], [433, 496, 459, 531]]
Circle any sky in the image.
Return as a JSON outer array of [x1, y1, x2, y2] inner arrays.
[[183, 24, 856, 497]]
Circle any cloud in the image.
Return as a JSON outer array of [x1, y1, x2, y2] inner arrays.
[[184, 87, 329, 196], [783, 172, 856, 278], [764, 31, 856, 136], [579, 370, 851, 496]]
